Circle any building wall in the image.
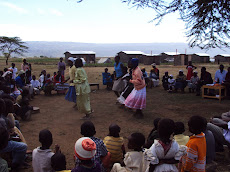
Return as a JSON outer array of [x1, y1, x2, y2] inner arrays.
[[215, 55, 228, 63], [118, 52, 144, 63], [143, 55, 160, 65]]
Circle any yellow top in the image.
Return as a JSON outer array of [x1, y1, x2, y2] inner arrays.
[[73, 68, 91, 95], [103, 136, 124, 163], [69, 66, 76, 86], [173, 134, 189, 146]]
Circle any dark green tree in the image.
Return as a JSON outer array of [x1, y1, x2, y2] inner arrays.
[[0, 36, 28, 65], [122, 0, 230, 49]]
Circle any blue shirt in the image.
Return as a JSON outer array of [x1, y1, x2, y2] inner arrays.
[[15, 76, 25, 88], [214, 69, 227, 83], [114, 62, 123, 78]]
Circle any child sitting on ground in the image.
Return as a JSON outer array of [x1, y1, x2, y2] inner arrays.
[[180, 115, 207, 172], [43, 74, 53, 95], [173, 122, 189, 146], [103, 124, 125, 165], [51, 151, 71, 172], [146, 118, 186, 172], [30, 75, 41, 95], [78, 121, 109, 171], [102, 68, 113, 90], [168, 74, 175, 92], [111, 132, 149, 172], [32, 129, 59, 172], [72, 137, 101, 172], [145, 118, 161, 148]]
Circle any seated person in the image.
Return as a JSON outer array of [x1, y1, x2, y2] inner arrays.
[[223, 67, 230, 98], [214, 64, 227, 84], [173, 122, 189, 146], [111, 133, 149, 172], [51, 151, 71, 172], [188, 71, 199, 93], [175, 70, 187, 93], [30, 75, 41, 95], [144, 118, 161, 148], [103, 124, 125, 164], [149, 69, 160, 88], [168, 74, 175, 92], [72, 137, 101, 172], [196, 67, 213, 96], [32, 129, 59, 172], [151, 63, 159, 79], [15, 70, 26, 89], [43, 74, 53, 95], [0, 118, 9, 172], [141, 67, 149, 86], [53, 71, 69, 94], [162, 72, 169, 90], [77, 121, 109, 171], [102, 68, 113, 90]]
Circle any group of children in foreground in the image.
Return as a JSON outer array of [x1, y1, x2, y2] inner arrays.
[[29, 115, 209, 172]]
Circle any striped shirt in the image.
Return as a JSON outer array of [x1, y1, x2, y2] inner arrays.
[[103, 136, 124, 163], [181, 133, 206, 172]]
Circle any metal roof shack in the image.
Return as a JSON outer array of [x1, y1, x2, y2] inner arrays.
[[160, 52, 180, 63], [64, 51, 96, 64], [189, 53, 210, 63], [143, 54, 161, 65], [117, 51, 145, 63], [214, 54, 230, 63]]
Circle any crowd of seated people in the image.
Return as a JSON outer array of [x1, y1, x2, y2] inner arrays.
[[1, 114, 227, 172]]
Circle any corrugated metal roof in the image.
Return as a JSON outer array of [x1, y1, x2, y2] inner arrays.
[[66, 51, 96, 54], [194, 53, 209, 56], [162, 52, 180, 56], [219, 54, 230, 57], [121, 51, 145, 55], [144, 54, 160, 56]]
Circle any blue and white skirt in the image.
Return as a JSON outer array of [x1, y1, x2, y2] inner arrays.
[[65, 86, 76, 103]]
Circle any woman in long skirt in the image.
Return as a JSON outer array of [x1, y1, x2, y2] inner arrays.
[[73, 58, 92, 119], [65, 57, 77, 105], [125, 58, 146, 118]]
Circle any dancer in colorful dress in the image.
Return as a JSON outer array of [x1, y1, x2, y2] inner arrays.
[[73, 58, 92, 119], [125, 58, 146, 119], [65, 57, 77, 105], [186, 61, 196, 80]]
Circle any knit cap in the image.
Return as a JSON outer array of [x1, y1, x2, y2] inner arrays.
[[74, 137, 96, 160]]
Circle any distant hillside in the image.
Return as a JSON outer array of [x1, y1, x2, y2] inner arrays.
[[23, 41, 230, 58]]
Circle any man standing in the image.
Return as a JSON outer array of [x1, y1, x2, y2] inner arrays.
[[9, 63, 18, 79], [58, 57, 66, 76]]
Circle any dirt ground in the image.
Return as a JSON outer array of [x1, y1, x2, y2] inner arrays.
[[1, 60, 230, 171]]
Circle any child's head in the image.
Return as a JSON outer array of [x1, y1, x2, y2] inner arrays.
[[74, 137, 96, 160], [21, 87, 29, 98], [32, 75, 36, 80], [104, 68, 108, 73], [51, 152, 66, 171], [81, 121, 96, 137], [174, 122, 185, 135], [153, 118, 161, 130], [165, 71, 168, 76], [47, 74, 51, 78], [109, 123, 120, 137], [4, 68, 8, 72], [39, 129, 53, 148], [169, 74, 173, 79], [53, 72, 57, 76], [193, 71, 198, 77], [158, 118, 175, 141], [188, 115, 206, 135], [128, 132, 145, 150]]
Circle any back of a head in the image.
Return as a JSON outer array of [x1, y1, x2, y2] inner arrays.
[[39, 129, 53, 148], [188, 115, 206, 135], [81, 121, 96, 137], [0, 98, 6, 115], [75, 58, 83, 68], [153, 118, 161, 130], [51, 152, 66, 171], [174, 122, 185, 135], [158, 118, 175, 140], [109, 123, 120, 137], [4, 99, 14, 114], [130, 132, 145, 148]]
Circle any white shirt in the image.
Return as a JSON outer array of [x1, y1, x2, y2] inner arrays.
[[9, 67, 18, 79], [39, 75, 45, 87], [30, 80, 40, 88]]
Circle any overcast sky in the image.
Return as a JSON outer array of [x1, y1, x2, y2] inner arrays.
[[0, 0, 187, 43]]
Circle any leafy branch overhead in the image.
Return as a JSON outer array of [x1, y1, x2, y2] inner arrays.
[[0, 36, 28, 65], [77, 0, 230, 50]]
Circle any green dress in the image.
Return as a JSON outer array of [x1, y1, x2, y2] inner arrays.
[[73, 67, 91, 114]]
